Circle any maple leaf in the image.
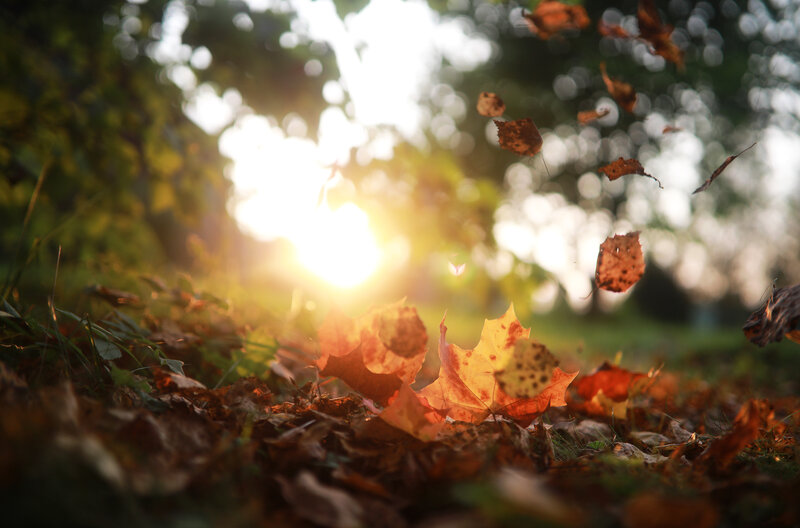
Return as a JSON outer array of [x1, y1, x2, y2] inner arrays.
[[523, 0, 590, 40], [743, 283, 800, 346], [598, 157, 662, 188], [379, 383, 444, 441], [578, 108, 610, 125], [570, 362, 650, 419], [637, 0, 684, 69], [317, 300, 428, 404], [595, 232, 645, 293], [600, 62, 637, 114], [692, 142, 757, 194], [494, 118, 543, 157], [419, 305, 578, 425], [477, 91, 505, 117]]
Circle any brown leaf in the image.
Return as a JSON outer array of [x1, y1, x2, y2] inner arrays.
[[662, 125, 681, 134], [317, 301, 428, 404], [577, 107, 610, 125], [277, 471, 363, 528], [477, 91, 505, 117], [598, 157, 662, 188], [743, 283, 800, 346], [692, 142, 757, 194], [624, 492, 719, 528], [697, 399, 775, 469], [86, 284, 141, 307], [600, 62, 637, 114], [379, 384, 444, 441], [637, 0, 684, 68], [523, 0, 590, 39], [494, 118, 543, 157], [598, 19, 631, 39], [595, 232, 645, 293]]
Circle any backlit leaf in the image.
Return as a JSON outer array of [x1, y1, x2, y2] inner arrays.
[[523, 1, 590, 40], [598, 157, 662, 188], [577, 108, 610, 125], [477, 91, 505, 117], [595, 232, 645, 293], [494, 118, 543, 157], [600, 63, 637, 114], [637, 0, 684, 68]]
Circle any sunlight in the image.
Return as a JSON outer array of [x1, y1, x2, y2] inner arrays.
[[295, 202, 381, 288]]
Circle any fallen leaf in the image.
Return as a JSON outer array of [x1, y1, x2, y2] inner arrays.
[[317, 301, 428, 404], [379, 383, 444, 441], [495, 339, 559, 399], [624, 492, 719, 528], [743, 283, 800, 346], [419, 305, 578, 425], [598, 19, 631, 39], [578, 108, 610, 124], [595, 232, 646, 293], [697, 399, 775, 469], [573, 362, 648, 402], [692, 142, 757, 194], [613, 442, 668, 464], [477, 91, 505, 117], [523, 0, 590, 39], [598, 157, 662, 188], [86, 284, 141, 307], [637, 0, 684, 68], [600, 62, 637, 114], [277, 470, 363, 528], [494, 118, 543, 157]]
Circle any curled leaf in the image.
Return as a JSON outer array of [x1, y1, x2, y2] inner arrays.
[[494, 118, 543, 157], [743, 283, 800, 346], [477, 92, 505, 117], [598, 157, 662, 188], [577, 108, 610, 125], [638, 0, 684, 68], [697, 399, 776, 469], [662, 125, 682, 134], [523, 0, 590, 39], [692, 142, 757, 194], [600, 62, 637, 114], [595, 232, 645, 293]]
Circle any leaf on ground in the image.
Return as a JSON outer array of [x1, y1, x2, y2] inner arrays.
[[86, 284, 141, 307], [419, 305, 577, 425], [523, 0, 590, 39], [277, 470, 363, 528], [477, 92, 505, 117], [600, 62, 637, 114], [379, 383, 444, 441], [597, 19, 631, 39], [494, 118, 543, 157], [595, 232, 645, 293], [578, 108, 610, 125], [571, 362, 650, 418], [624, 492, 719, 528], [94, 339, 122, 360], [598, 157, 662, 188], [743, 283, 800, 346], [697, 399, 776, 469], [317, 300, 428, 404], [637, 0, 684, 68], [692, 142, 757, 194], [154, 367, 207, 392]]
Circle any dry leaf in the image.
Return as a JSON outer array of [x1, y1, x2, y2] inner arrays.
[[317, 301, 427, 404], [379, 384, 444, 441], [477, 91, 505, 117], [578, 108, 610, 124], [697, 399, 775, 469], [419, 305, 578, 425], [523, 0, 590, 39], [624, 492, 719, 528], [277, 471, 363, 528], [598, 157, 662, 188], [637, 0, 684, 69], [600, 62, 637, 114], [662, 125, 682, 134], [692, 142, 757, 194], [595, 232, 645, 293], [743, 283, 800, 346], [598, 19, 631, 39], [494, 118, 543, 157], [574, 362, 648, 402]]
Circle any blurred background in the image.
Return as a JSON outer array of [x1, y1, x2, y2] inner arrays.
[[2, 0, 799, 370]]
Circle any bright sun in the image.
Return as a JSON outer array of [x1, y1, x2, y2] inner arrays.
[[294, 202, 382, 288]]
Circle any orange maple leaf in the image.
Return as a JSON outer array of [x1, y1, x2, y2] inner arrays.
[[379, 384, 445, 441], [317, 300, 428, 404], [419, 305, 578, 426]]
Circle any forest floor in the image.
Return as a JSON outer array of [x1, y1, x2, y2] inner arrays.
[[1, 278, 798, 528]]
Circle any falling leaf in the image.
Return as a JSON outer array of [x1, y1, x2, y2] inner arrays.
[[600, 62, 637, 114], [523, 0, 590, 39], [743, 283, 800, 346], [477, 92, 505, 117], [448, 261, 466, 277], [637, 0, 685, 68], [697, 399, 775, 469], [597, 19, 631, 39], [662, 125, 682, 134], [578, 108, 610, 125], [419, 305, 578, 425], [598, 157, 662, 188], [379, 383, 444, 441], [317, 300, 428, 404], [595, 232, 645, 293], [692, 142, 757, 194], [494, 118, 543, 157]]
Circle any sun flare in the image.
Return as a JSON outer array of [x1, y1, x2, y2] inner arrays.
[[294, 202, 381, 288]]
